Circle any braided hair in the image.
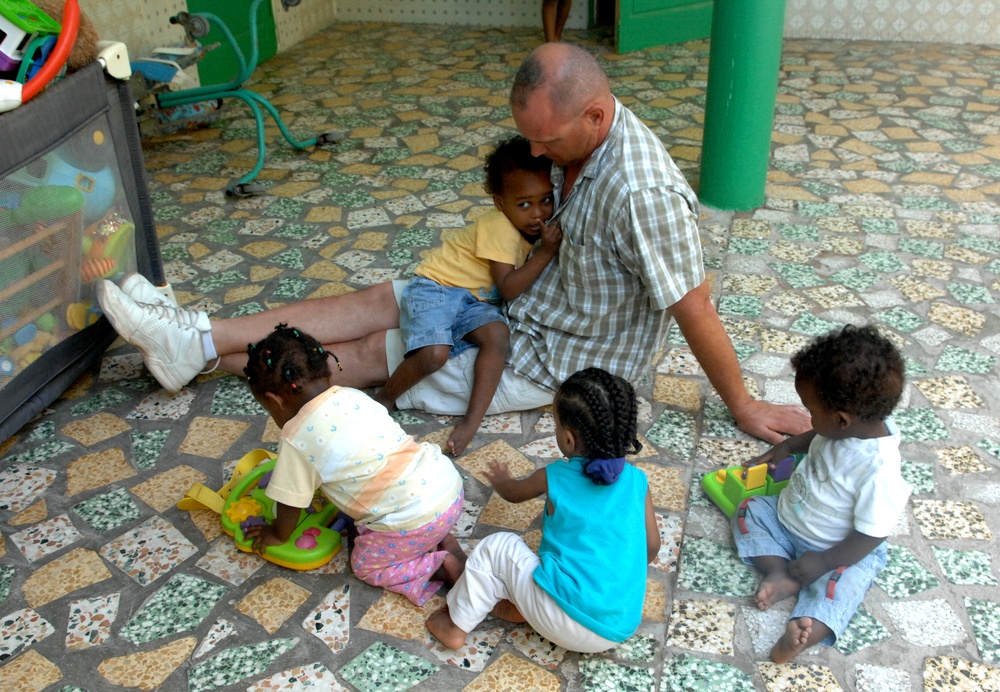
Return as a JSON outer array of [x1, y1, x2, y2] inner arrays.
[[244, 324, 338, 397], [554, 367, 642, 484]]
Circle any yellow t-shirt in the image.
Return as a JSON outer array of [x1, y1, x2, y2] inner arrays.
[[415, 209, 532, 304]]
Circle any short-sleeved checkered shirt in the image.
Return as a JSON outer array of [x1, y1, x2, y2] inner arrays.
[[507, 99, 704, 391]]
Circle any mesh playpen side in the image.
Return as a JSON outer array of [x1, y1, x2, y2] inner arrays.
[[0, 61, 164, 442]]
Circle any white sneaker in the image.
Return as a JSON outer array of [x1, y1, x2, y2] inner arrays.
[[96, 280, 210, 393], [120, 273, 177, 308]]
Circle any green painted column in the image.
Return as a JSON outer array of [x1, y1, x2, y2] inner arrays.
[[699, 0, 787, 210]]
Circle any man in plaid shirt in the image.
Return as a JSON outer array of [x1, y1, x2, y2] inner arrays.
[[97, 44, 808, 444]]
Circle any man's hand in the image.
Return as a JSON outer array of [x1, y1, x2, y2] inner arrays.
[[732, 399, 810, 445]]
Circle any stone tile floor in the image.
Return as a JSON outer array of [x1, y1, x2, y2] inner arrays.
[[0, 21, 999, 692]]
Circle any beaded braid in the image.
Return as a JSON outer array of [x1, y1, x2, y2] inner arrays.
[[555, 367, 642, 462], [244, 323, 340, 397]]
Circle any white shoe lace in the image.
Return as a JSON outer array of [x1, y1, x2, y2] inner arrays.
[[136, 300, 205, 329], [200, 356, 221, 375]]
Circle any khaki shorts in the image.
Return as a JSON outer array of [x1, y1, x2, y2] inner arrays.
[[386, 280, 553, 415]]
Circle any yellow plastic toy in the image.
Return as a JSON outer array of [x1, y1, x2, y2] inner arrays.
[[178, 448, 343, 571]]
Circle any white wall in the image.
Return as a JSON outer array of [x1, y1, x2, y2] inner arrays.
[[785, 0, 1000, 44]]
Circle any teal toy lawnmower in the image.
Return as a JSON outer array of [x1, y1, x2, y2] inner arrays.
[[156, 0, 343, 198]]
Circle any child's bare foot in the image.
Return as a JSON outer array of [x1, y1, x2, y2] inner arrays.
[[439, 534, 467, 567], [756, 571, 801, 610], [446, 418, 479, 456], [770, 617, 813, 663], [426, 605, 468, 649], [489, 599, 526, 623], [436, 554, 464, 586]]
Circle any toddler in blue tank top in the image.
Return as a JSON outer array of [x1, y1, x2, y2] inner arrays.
[[426, 367, 660, 652]]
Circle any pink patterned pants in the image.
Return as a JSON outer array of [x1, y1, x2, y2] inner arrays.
[[351, 490, 463, 606]]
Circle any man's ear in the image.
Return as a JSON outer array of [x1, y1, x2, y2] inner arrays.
[[584, 101, 606, 129]]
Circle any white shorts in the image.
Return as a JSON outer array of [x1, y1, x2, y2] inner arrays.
[[446, 532, 617, 653], [386, 280, 553, 415]]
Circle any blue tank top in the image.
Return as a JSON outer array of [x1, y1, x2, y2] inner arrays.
[[532, 457, 649, 642]]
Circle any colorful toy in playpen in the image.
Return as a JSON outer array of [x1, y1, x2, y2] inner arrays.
[[701, 454, 801, 517], [0, 0, 60, 77], [0, 0, 79, 113], [152, 0, 343, 197], [178, 448, 345, 571]]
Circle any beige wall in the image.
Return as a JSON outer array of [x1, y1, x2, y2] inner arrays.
[[79, 0, 339, 67], [77, 0, 999, 70], [337, 0, 1000, 45]]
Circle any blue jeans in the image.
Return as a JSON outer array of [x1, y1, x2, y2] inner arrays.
[[399, 277, 507, 357], [732, 494, 887, 645]]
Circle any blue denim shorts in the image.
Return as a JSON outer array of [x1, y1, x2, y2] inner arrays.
[[399, 276, 507, 357], [731, 494, 888, 645]]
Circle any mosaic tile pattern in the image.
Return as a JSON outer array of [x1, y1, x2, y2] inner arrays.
[[118, 573, 227, 645], [339, 641, 438, 691], [0, 22, 997, 692]]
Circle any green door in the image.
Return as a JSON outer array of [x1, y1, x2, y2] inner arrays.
[[616, 0, 713, 53], [186, 0, 278, 85]]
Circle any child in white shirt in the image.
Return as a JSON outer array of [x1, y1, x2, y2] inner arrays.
[[733, 324, 910, 662]]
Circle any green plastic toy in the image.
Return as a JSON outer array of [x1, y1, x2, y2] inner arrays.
[[701, 454, 802, 517], [220, 455, 342, 571]]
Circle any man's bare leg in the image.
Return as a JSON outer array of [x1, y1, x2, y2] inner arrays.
[[221, 328, 393, 390], [212, 282, 401, 363]]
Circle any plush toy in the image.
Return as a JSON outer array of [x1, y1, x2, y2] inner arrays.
[[32, 0, 99, 71]]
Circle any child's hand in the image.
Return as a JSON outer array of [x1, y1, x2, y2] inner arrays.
[[244, 523, 285, 555], [787, 551, 828, 585], [484, 460, 512, 489], [540, 220, 562, 251], [743, 440, 793, 472]]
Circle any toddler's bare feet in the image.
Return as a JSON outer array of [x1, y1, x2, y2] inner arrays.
[[436, 554, 464, 586], [489, 599, 526, 623], [430, 535, 467, 586], [446, 418, 478, 457], [756, 571, 801, 610], [439, 534, 467, 567], [426, 605, 468, 649], [770, 617, 813, 663]]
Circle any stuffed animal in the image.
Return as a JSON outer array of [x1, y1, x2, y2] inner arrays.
[[32, 0, 100, 71]]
